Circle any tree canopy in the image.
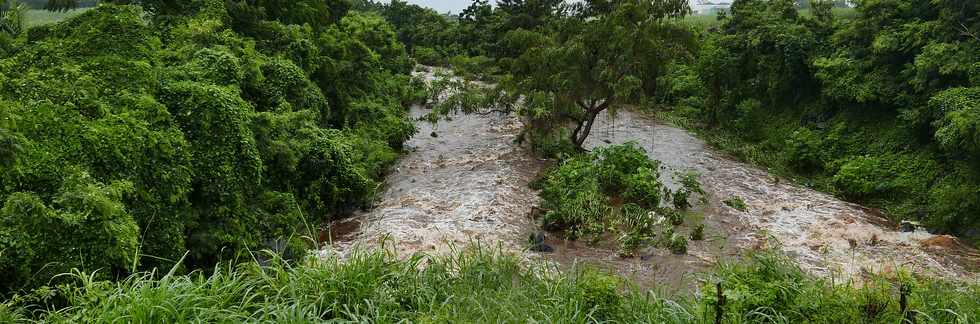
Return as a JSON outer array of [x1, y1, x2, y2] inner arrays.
[[0, 0, 421, 293]]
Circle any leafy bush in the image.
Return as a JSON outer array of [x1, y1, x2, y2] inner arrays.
[[784, 127, 826, 173], [731, 98, 763, 135], [931, 87, 980, 155], [412, 46, 443, 66], [540, 178, 608, 240], [617, 204, 656, 256], [0, 170, 137, 291], [668, 233, 688, 255], [447, 55, 497, 80], [723, 196, 748, 212], [537, 143, 702, 254], [926, 166, 980, 235], [623, 167, 666, 209], [672, 171, 706, 210], [593, 144, 662, 194], [0, 2, 417, 292], [690, 224, 705, 241], [833, 155, 887, 200]]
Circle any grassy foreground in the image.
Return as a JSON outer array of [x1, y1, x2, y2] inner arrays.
[[1, 246, 977, 323]]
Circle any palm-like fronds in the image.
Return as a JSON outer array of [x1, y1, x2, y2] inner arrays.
[[0, 0, 27, 36]]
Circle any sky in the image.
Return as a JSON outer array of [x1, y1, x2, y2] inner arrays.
[[402, 0, 496, 14], [399, 1, 713, 15]]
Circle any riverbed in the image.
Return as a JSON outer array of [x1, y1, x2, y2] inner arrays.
[[321, 72, 979, 288]]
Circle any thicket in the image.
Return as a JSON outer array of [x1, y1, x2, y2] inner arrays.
[[377, 0, 980, 242], [535, 143, 706, 256], [1, 247, 977, 323], [356, 0, 566, 80], [654, 0, 980, 242], [0, 1, 420, 294]]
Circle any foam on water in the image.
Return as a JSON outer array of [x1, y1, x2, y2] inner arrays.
[[322, 70, 979, 286]]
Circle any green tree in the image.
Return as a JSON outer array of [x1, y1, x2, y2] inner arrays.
[[509, 0, 691, 150]]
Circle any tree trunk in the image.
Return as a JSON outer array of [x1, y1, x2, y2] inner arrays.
[[572, 102, 612, 149], [572, 110, 600, 149], [709, 78, 721, 128]]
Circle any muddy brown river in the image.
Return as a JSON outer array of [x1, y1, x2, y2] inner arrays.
[[321, 71, 979, 289]]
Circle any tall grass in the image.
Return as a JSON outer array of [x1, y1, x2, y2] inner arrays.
[[1, 246, 977, 323]]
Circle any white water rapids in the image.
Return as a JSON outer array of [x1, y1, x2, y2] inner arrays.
[[321, 71, 979, 288]]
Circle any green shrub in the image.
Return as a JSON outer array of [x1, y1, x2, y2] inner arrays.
[[573, 270, 624, 320], [833, 155, 887, 200], [538, 144, 707, 253], [784, 127, 826, 173], [931, 87, 980, 155], [690, 224, 705, 241], [0, 170, 138, 291], [0, 303, 21, 322], [186, 47, 245, 86], [541, 188, 608, 240], [593, 143, 661, 194], [0, 3, 417, 291], [412, 46, 443, 66], [927, 167, 980, 235], [668, 233, 688, 254], [723, 196, 748, 212], [732, 98, 762, 135], [661, 208, 685, 226], [622, 167, 667, 208], [672, 171, 706, 210], [447, 55, 497, 80]]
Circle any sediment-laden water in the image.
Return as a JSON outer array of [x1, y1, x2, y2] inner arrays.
[[322, 72, 979, 288]]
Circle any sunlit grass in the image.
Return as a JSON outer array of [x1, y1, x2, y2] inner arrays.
[[1, 246, 977, 323]]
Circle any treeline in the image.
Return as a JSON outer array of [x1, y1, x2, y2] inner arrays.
[[14, 0, 98, 9], [366, 0, 980, 242], [355, 0, 565, 73], [0, 0, 421, 294], [661, 0, 980, 241]]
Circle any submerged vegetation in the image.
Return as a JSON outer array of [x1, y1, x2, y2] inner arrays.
[[377, 0, 980, 242], [534, 143, 705, 256], [1, 0, 979, 321]]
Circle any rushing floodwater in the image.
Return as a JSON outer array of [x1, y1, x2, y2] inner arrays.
[[322, 71, 979, 288]]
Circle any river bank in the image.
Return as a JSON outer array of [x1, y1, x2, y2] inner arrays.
[[321, 71, 979, 288]]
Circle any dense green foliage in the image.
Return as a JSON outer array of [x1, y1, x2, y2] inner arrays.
[[1, 247, 976, 323], [656, 0, 980, 241], [536, 143, 705, 256], [3, 0, 978, 321], [0, 2, 418, 293], [504, 0, 692, 150], [393, 0, 694, 152]]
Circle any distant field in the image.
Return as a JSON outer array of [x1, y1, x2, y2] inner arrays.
[[682, 13, 721, 29], [800, 7, 858, 19], [24, 8, 90, 28], [683, 7, 857, 29]]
